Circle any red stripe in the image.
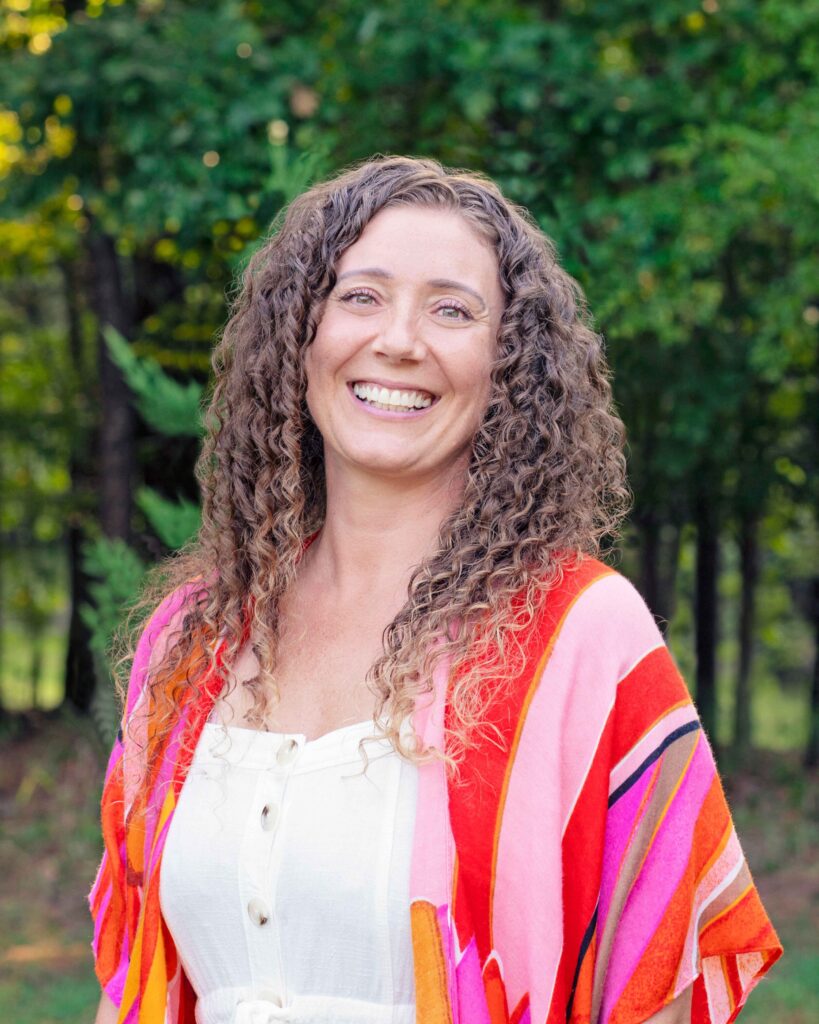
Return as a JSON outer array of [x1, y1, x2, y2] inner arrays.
[[448, 556, 612, 965], [610, 647, 692, 768]]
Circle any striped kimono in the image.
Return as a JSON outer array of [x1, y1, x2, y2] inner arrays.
[[89, 556, 781, 1023]]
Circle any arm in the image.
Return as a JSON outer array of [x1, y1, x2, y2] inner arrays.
[[88, 583, 204, 1017], [561, 571, 781, 1023], [94, 991, 119, 1024]]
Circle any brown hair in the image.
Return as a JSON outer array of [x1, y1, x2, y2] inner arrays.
[[117, 154, 629, 770]]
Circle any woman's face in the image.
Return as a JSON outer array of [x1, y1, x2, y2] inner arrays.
[[304, 204, 504, 489]]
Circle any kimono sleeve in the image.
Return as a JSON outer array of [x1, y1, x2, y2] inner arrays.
[[87, 583, 200, 1007], [593, 627, 783, 1024]]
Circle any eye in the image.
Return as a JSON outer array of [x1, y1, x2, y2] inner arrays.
[[436, 301, 473, 321], [338, 288, 473, 321], [339, 287, 379, 306]]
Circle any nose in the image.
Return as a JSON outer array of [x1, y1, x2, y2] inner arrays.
[[371, 304, 425, 362]]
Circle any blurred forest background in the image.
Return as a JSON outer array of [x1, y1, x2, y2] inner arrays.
[[0, 0, 816, 1021]]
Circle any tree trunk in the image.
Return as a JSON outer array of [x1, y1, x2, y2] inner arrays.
[[0, 446, 5, 715], [657, 522, 681, 631], [639, 510, 661, 610], [733, 512, 758, 757], [30, 638, 43, 710], [86, 229, 134, 543], [695, 493, 719, 741], [60, 259, 97, 712], [805, 577, 819, 768], [638, 514, 680, 636], [64, 524, 97, 711]]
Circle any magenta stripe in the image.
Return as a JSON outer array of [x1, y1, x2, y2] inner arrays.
[[91, 883, 113, 951], [455, 935, 492, 1024], [597, 764, 655, 939], [435, 903, 460, 1020], [122, 999, 139, 1024], [599, 736, 714, 1022]]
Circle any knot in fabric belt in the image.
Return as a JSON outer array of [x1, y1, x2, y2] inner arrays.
[[233, 997, 292, 1024]]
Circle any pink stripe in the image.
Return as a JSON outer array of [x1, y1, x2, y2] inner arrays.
[[122, 582, 203, 816], [409, 655, 454, 906], [88, 852, 108, 911], [599, 735, 714, 1022], [493, 574, 664, 1023], [127, 583, 199, 717], [703, 956, 732, 1023], [91, 881, 113, 951], [680, 829, 742, 985]]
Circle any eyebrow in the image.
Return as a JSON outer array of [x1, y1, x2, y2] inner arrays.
[[336, 267, 487, 312]]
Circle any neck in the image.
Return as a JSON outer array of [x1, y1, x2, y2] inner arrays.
[[306, 458, 467, 599]]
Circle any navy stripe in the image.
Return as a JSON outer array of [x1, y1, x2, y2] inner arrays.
[[608, 720, 701, 808], [565, 903, 598, 1022]]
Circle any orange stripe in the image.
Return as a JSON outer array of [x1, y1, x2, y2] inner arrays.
[[693, 820, 733, 891], [719, 951, 736, 1016], [488, 566, 614, 947], [411, 900, 454, 1024], [701, 882, 754, 934]]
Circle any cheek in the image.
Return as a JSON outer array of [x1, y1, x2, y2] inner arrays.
[[451, 349, 494, 405], [303, 334, 333, 393]]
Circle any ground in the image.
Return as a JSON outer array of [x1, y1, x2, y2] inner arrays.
[[0, 710, 816, 1023]]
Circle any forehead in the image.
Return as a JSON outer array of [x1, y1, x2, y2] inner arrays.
[[336, 205, 501, 289]]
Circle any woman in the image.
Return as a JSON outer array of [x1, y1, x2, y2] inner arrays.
[[90, 155, 781, 1024]]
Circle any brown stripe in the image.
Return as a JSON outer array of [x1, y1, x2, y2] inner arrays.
[[698, 861, 752, 929]]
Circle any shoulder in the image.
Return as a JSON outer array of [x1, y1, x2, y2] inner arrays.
[[533, 554, 666, 684], [125, 577, 210, 718], [534, 556, 694, 739]]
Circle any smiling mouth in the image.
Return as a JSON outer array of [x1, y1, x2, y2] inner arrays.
[[351, 381, 436, 411]]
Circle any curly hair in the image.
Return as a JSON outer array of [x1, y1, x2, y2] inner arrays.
[[116, 153, 629, 775]]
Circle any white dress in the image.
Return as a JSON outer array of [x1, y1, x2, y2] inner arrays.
[[159, 717, 418, 1024]]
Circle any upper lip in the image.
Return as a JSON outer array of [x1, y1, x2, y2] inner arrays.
[[350, 378, 438, 396]]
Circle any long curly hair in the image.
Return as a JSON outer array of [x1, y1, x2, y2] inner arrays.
[[116, 154, 629, 773]]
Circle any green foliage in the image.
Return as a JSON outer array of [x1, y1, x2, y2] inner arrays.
[[104, 326, 203, 437], [0, 0, 815, 750], [136, 485, 201, 549], [80, 535, 146, 744], [79, 536, 145, 659]]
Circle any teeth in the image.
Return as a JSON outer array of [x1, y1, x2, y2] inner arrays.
[[352, 382, 434, 410]]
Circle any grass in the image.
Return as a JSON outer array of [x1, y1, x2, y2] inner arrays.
[[0, 712, 817, 1023], [742, 947, 819, 1024]]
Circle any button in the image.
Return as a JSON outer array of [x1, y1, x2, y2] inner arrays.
[[260, 802, 279, 831], [247, 897, 271, 926], [276, 738, 299, 766]]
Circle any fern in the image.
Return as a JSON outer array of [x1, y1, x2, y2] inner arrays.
[[136, 486, 201, 549], [103, 326, 204, 438]]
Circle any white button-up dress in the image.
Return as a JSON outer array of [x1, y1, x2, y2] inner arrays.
[[159, 717, 418, 1024]]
